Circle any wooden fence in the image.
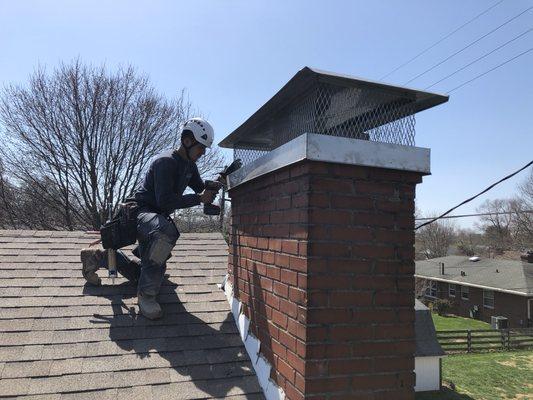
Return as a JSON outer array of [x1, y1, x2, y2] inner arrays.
[[436, 328, 533, 353]]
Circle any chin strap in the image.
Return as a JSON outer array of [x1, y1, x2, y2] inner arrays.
[[182, 138, 194, 161]]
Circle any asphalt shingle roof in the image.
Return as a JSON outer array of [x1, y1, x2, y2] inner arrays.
[[0, 230, 263, 399], [415, 255, 533, 296], [414, 300, 444, 358]]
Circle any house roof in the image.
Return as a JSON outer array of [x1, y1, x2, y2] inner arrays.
[[0, 230, 263, 399], [414, 300, 444, 358], [415, 255, 533, 296]]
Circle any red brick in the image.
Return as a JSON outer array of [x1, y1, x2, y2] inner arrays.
[[294, 371, 305, 393], [331, 195, 374, 210], [280, 298, 298, 318], [351, 244, 396, 259], [290, 224, 309, 239], [329, 326, 374, 341], [272, 339, 287, 359], [273, 281, 289, 298], [374, 357, 414, 372], [266, 265, 281, 280], [292, 193, 309, 208], [309, 209, 352, 225], [354, 182, 395, 196], [306, 360, 328, 377], [328, 358, 373, 375], [282, 240, 299, 255], [275, 169, 291, 182], [257, 237, 269, 250], [290, 256, 307, 272], [277, 196, 291, 210], [329, 291, 373, 307], [297, 273, 308, 289], [329, 226, 374, 242], [277, 356, 296, 383], [306, 377, 351, 393], [352, 340, 415, 356], [287, 349, 305, 375], [279, 329, 297, 350], [281, 269, 298, 285], [272, 309, 288, 329], [353, 212, 395, 228], [351, 374, 398, 390], [308, 309, 352, 324], [289, 287, 307, 306], [269, 238, 282, 252], [374, 292, 413, 306], [308, 275, 352, 290], [265, 292, 280, 310], [312, 177, 353, 193], [309, 193, 330, 207], [258, 276, 273, 292], [275, 252, 290, 268], [266, 321, 280, 341], [287, 317, 306, 340], [284, 382, 304, 400], [308, 242, 351, 258]]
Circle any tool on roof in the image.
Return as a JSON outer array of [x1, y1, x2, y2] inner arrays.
[[202, 159, 243, 216], [106, 203, 118, 284]]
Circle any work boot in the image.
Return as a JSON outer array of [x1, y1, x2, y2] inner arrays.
[[80, 248, 106, 286], [137, 292, 163, 320]]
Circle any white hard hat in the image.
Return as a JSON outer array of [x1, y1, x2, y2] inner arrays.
[[180, 117, 214, 148]]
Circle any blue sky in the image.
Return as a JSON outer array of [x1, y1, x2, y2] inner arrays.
[[1, 0, 532, 229]]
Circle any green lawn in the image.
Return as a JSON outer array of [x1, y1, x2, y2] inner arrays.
[[416, 350, 533, 400], [431, 313, 491, 331]]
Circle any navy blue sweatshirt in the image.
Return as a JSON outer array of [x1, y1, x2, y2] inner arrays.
[[134, 150, 205, 215]]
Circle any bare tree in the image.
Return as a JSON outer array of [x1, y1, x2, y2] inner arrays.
[[0, 60, 225, 230], [514, 170, 533, 248], [416, 218, 456, 259], [456, 228, 485, 256], [476, 199, 516, 253]]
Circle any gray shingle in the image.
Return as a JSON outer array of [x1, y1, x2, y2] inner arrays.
[[2, 360, 53, 378], [416, 255, 533, 295], [0, 231, 263, 399]]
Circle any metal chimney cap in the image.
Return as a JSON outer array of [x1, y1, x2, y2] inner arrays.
[[219, 66, 449, 149]]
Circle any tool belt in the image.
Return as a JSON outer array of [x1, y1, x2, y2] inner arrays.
[[100, 201, 139, 250]]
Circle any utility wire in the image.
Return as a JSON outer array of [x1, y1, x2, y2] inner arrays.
[[415, 210, 533, 221], [404, 5, 533, 85], [379, 0, 505, 81], [425, 27, 532, 90], [415, 160, 533, 230], [446, 47, 533, 93]]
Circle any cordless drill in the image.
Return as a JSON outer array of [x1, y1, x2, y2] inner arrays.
[[203, 180, 224, 215], [203, 159, 243, 215]]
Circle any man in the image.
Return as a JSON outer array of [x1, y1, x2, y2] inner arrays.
[[81, 117, 219, 319]]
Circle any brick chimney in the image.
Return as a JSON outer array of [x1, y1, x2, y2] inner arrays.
[[219, 67, 448, 400]]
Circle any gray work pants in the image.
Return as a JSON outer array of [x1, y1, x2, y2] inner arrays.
[[105, 210, 179, 296]]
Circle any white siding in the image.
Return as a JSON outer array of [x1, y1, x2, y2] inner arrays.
[[415, 356, 441, 392]]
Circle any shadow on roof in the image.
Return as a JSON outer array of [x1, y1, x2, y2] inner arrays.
[[83, 277, 262, 398]]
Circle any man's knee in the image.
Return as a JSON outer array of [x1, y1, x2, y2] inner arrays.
[[145, 225, 179, 266]]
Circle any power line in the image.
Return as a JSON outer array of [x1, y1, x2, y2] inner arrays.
[[415, 159, 533, 230], [404, 5, 533, 85], [446, 47, 533, 93], [425, 27, 532, 90], [378, 0, 505, 81], [415, 210, 533, 221]]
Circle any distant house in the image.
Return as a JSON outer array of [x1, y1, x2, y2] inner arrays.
[[414, 300, 444, 392], [415, 255, 533, 327]]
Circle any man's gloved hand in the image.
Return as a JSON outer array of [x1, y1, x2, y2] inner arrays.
[[199, 189, 217, 204], [218, 159, 242, 182]]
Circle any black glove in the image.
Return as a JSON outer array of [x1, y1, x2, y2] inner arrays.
[[219, 159, 242, 179]]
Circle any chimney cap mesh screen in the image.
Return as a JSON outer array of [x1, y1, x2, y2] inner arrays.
[[221, 67, 448, 166]]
